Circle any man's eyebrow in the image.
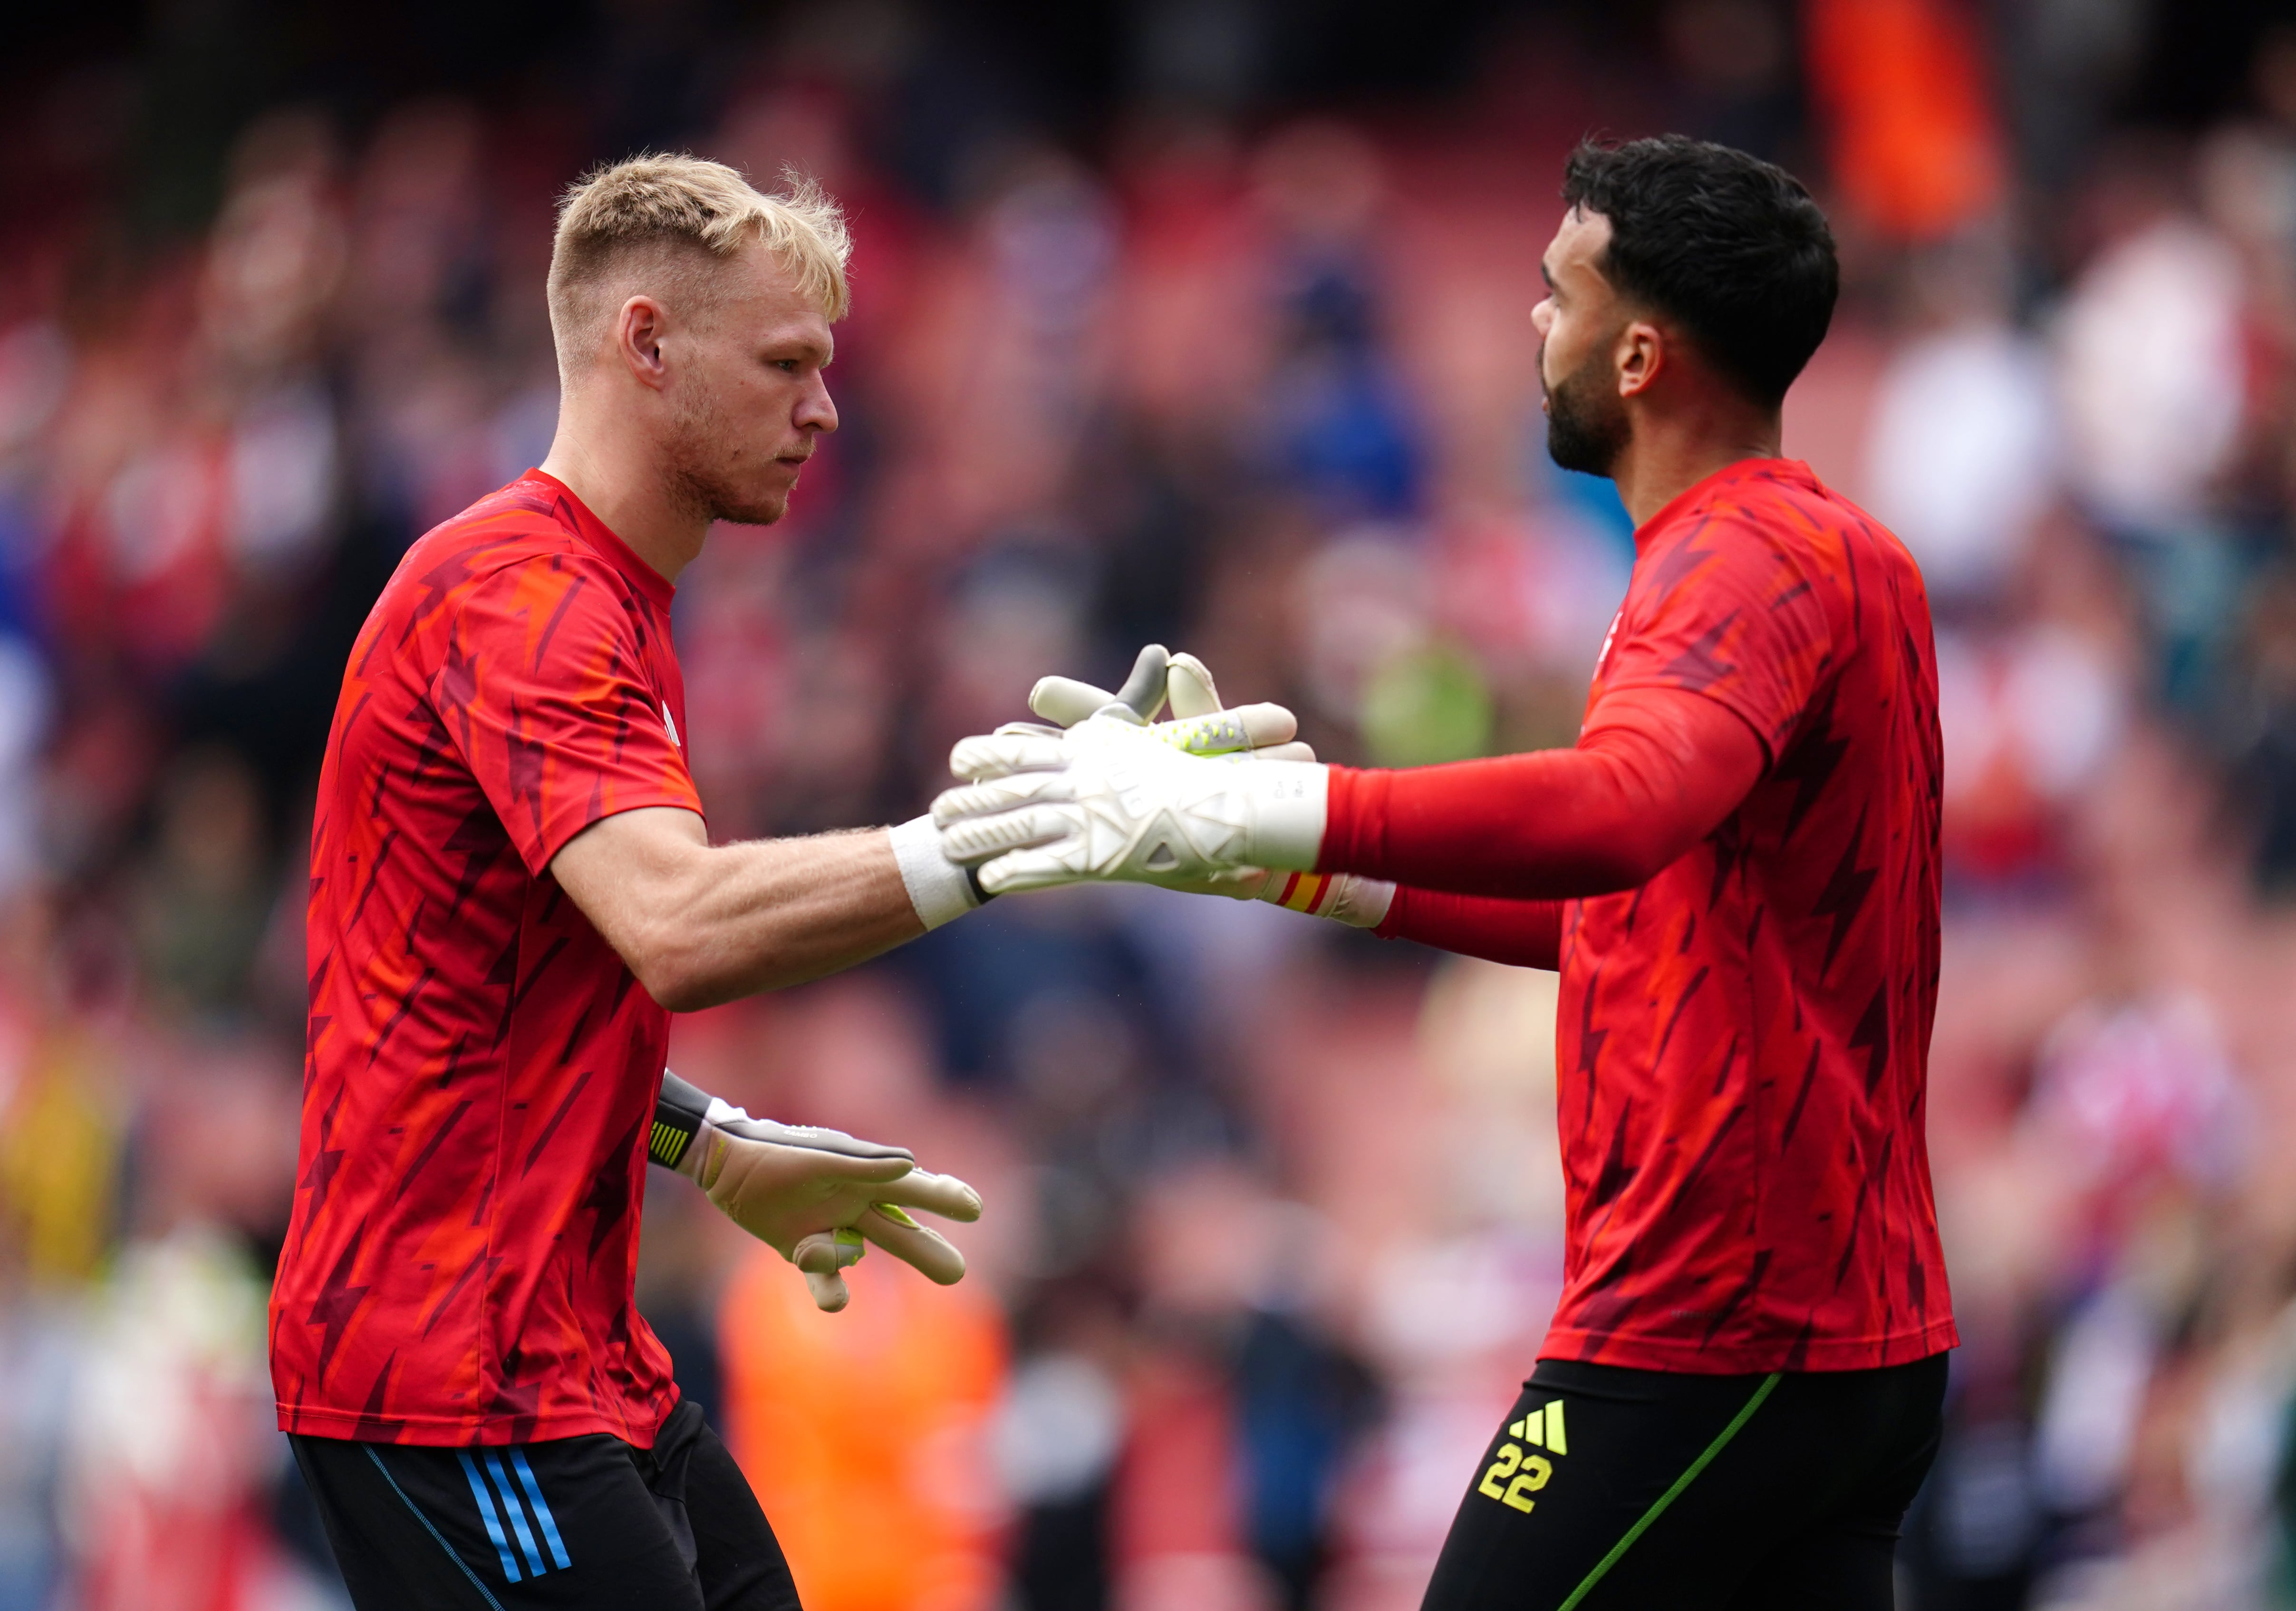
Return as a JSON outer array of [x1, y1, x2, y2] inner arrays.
[[769, 334, 834, 365]]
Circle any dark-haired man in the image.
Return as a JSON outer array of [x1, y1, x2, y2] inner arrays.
[[935, 135, 1954, 1608]]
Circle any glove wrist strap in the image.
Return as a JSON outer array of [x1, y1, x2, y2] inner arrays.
[[651, 1070, 711, 1174], [1244, 761, 1329, 871]]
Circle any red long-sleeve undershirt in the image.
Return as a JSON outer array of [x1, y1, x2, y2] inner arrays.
[[1375, 887, 1570, 969], [1343, 685, 1767, 970]]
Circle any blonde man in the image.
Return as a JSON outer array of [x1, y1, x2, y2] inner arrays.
[[270, 156, 1002, 1611]]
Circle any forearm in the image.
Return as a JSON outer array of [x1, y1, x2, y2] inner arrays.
[[1318, 688, 1765, 900], [639, 827, 922, 1007], [1375, 887, 1564, 969]]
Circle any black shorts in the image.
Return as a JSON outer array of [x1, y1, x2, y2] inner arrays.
[[289, 1398, 801, 1611], [1422, 1352, 1948, 1611]]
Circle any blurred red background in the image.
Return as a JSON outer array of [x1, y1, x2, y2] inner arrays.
[[2, 3, 2295, 1608]]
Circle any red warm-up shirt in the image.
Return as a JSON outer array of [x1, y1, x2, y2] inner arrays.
[[1328, 458, 1955, 1374], [272, 471, 702, 1446]]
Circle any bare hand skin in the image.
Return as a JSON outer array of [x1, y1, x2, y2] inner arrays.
[[550, 808, 921, 1010], [540, 243, 838, 586], [1531, 207, 1781, 528]]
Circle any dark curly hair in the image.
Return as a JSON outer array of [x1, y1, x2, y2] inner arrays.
[[1560, 136, 1837, 409]]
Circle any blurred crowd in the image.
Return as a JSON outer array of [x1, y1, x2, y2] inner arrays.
[[5, 1, 2296, 1608]]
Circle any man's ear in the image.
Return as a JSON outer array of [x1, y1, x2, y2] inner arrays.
[[617, 296, 672, 391], [1616, 318, 1666, 400]]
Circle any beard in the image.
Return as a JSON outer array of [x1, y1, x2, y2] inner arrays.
[[664, 388, 794, 527], [1542, 341, 1630, 478]]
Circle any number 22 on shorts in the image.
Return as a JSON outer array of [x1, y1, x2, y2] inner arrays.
[[1477, 1443, 1551, 1513]]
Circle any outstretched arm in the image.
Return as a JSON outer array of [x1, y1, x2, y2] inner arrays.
[[1320, 686, 1766, 901], [937, 683, 1766, 907], [551, 809, 958, 1009]]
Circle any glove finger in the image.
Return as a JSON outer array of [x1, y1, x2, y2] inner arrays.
[[932, 772, 1071, 826], [1251, 740, 1318, 763], [948, 732, 1070, 782], [713, 1118, 916, 1166], [1158, 711, 1254, 757], [751, 1145, 916, 1186], [976, 844, 1089, 896], [1028, 677, 1118, 727], [792, 1227, 868, 1274], [993, 719, 1066, 739], [858, 1205, 967, 1284], [792, 1231, 859, 1310], [1166, 652, 1222, 718], [870, 1167, 983, 1223], [939, 805, 1076, 865], [1231, 701, 1299, 747], [1112, 644, 1170, 720]]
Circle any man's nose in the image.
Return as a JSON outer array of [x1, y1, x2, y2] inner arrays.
[[1532, 298, 1555, 336], [798, 375, 839, 435]]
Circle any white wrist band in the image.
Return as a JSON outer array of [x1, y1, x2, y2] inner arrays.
[[890, 814, 984, 930]]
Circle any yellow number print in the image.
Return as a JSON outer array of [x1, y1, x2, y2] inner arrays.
[[1477, 1443, 1552, 1513], [1477, 1443, 1522, 1502], [1504, 1455, 1552, 1512]]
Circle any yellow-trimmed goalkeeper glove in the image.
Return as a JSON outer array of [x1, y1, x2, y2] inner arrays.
[[650, 1072, 981, 1312]]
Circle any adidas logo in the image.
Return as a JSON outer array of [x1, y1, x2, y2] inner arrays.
[[1509, 1400, 1568, 1454], [1479, 1400, 1566, 1514]]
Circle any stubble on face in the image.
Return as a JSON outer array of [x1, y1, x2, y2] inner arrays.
[[665, 378, 792, 528], [1535, 206, 1632, 480], [1543, 336, 1631, 477], [657, 245, 822, 529]]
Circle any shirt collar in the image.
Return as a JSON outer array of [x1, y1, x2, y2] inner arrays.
[[523, 469, 678, 611], [1633, 457, 1818, 553]]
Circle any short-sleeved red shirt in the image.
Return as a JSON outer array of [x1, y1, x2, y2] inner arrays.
[[1545, 458, 1956, 1373], [271, 471, 703, 1446]]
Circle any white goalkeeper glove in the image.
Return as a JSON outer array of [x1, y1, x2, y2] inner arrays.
[[936, 644, 1391, 922], [933, 711, 1325, 893], [887, 645, 1297, 927], [650, 1072, 981, 1312], [1035, 646, 1388, 922]]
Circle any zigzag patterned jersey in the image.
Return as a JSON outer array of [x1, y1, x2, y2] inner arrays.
[[1545, 458, 1958, 1373], [272, 471, 701, 1446]]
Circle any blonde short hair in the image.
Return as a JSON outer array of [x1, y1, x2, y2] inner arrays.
[[547, 154, 851, 369]]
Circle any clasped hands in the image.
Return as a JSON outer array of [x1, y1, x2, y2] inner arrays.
[[932, 644, 1332, 899]]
